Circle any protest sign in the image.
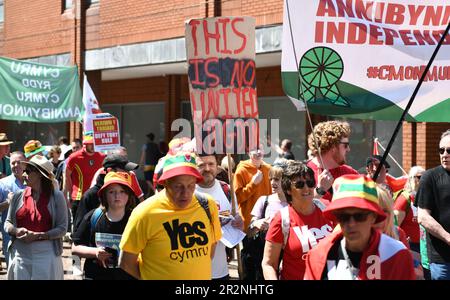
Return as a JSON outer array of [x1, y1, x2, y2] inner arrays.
[[92, 113, 120, 152], [0, 56, 83, 122], [282, 0, 450, 122], [186, 17, 259, 154]]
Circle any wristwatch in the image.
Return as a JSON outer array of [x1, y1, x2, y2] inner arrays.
[[315, 187, 327, 196]]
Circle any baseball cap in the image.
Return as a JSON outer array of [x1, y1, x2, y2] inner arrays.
[[366, 155, 391, 169], [103, 154, 139, 171]]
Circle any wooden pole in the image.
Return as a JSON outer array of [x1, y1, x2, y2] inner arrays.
[[227, 153, 243, 279]]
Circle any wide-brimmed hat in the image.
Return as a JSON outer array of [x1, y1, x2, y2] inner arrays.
[[103, 154, 139, 171], [24, 140, 46, 158], [323, 174, 386, 223], [157, 152, 203, 184], [0, 133, 13, 146], [98, 171, 134, 196], [23, 155, 54, 180]]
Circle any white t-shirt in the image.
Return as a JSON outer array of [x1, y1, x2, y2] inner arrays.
[[196, 180, 237, 279], [251, 193, 288, 222]]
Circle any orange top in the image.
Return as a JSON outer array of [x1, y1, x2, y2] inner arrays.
[[233, 160, 272, 232]]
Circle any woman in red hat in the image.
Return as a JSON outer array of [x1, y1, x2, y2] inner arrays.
[[304, 174, 415, 280], [72, 171, 137, 280]]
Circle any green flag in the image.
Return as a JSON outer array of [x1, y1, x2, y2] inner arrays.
[[0, 56, 84, 123]]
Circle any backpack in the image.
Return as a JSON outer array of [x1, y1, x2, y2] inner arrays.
[[194, 192, 212, 225], [90, 207, 104, 236], [280, 199, 326, 248], [218, 180, 232, 203]]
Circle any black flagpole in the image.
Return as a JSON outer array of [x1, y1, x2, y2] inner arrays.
[[373, 21, 450, 181]]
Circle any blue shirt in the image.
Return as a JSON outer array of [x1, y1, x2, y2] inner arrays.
[[0, 174, 26, 225]]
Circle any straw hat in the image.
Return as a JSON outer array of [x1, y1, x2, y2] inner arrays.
[[0, 133, 14, 146], [23, 155, 54, 180]]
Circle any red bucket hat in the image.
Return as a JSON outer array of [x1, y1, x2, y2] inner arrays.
[[323, 174, 386, 223], [157, 152, 203, 184]]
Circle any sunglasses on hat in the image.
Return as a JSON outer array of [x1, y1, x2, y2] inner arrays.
[[439, 147, 450, 155], [334, 212, 371, 224]]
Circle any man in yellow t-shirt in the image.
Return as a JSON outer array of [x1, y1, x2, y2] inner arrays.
[[119, 152, 221, 280]]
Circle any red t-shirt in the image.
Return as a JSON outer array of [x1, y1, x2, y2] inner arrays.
[[394, 193, 420, 244], [265, 205, 333, 280], [307, 160, 359, 205], [66, 149, 106, 201], [16, 187, 52, 233]]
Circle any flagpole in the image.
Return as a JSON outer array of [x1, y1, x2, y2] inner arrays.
[[373, 20, 450, 181], [286, 0, 326, 169], [374, 138, 407, 175]]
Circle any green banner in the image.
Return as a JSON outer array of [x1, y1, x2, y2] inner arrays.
[[0, 56, 84, 123]]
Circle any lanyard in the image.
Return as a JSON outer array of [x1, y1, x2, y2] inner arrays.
[[340, 239, 359, 280]]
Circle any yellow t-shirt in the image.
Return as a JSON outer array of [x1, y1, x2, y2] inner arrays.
[[120, 190, 222, 280]]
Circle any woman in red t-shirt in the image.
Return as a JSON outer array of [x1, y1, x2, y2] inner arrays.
[[4, 155, 68, 280], [262, 161, 333, 280]]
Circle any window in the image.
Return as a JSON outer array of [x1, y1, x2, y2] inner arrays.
[[63, 0, 73, 10], [6, 121, 68, 153], [102, 103, 166, 179], [0, 0, 4, 23]]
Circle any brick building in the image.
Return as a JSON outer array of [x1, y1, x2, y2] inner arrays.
[[0, 0, 447, 176]]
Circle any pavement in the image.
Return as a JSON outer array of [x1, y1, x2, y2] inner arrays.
[[0, 238, 240, 280]]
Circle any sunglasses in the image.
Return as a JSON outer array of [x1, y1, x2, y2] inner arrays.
[[439, 147, 450, 155], [292, 179, 315, 189], [25, 167, 37, 174], [334, 212, 371, 223], [340, 142, 350, 148]]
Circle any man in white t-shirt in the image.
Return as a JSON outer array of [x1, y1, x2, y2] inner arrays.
[[195, 155, 244, 280]]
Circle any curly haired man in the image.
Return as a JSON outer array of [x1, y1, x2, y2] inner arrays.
[[306, 121, 359, 205]]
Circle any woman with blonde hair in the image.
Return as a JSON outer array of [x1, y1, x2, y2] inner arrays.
[[374, 186, 409, 247], [246, 165, 288, 280], [393, 165, 426, 278], [393, 166, 425, 251]]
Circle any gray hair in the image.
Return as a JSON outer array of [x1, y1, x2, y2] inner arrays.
[[405, 166, 425, 194], [106, 146, 127, 157], [441, 129, 450, 140]]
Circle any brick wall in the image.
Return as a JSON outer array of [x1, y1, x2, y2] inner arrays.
[[84, 0, 284, 49], [0, 1, 285, 58], [1, 0, 74, 58], [403, 122, 450, 171]]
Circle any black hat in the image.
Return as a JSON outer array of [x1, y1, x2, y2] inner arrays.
[[366, 155, 391, 169], [103, 154, 139, 171]]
